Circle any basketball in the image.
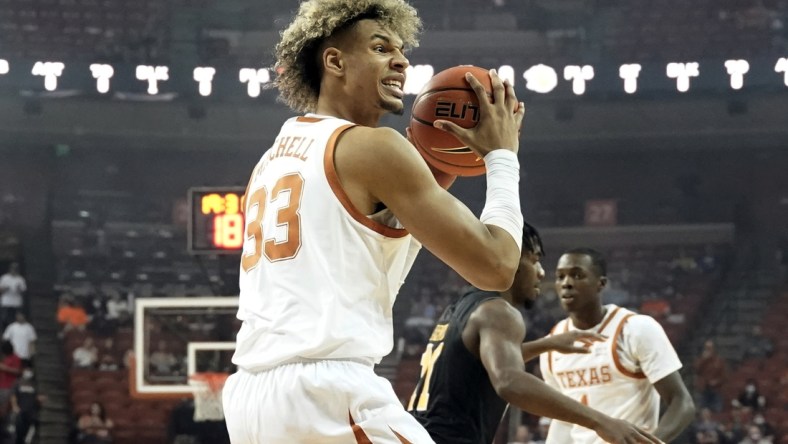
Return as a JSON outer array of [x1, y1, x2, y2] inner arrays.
[[410, 65, 493, 177]]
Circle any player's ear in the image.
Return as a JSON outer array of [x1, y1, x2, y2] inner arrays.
[[322, 47, 344, 77], [598, 276, 607, 292]]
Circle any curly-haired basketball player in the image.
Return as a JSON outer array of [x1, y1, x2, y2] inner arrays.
[[409, 225, 665, 444], [222, 1, 526, 442]]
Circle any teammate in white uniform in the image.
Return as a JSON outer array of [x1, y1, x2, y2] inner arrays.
[[540, 248, 696, 443], [222, 0, 528, 442]]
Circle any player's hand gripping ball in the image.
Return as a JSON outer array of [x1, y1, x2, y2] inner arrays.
[[409, 65, 494, 177]]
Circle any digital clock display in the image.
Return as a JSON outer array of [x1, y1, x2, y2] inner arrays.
[[188, 187, 246, 254]]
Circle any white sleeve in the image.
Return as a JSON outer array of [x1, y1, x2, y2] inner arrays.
[[19, 278, 26, 292], [619, 315, 682, 384], [2, 326, 9, 340], [28, 326, 37, 341]]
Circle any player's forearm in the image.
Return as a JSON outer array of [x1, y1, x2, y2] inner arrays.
[[521, 339, 551, 363], [654, 396, 695, 442], [497, 371, 603, 431]]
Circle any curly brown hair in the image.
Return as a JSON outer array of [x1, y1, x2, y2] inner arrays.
[[275, 0, 422, 113]]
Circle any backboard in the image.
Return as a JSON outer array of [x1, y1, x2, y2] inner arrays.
[[132, 297, 239, 397]]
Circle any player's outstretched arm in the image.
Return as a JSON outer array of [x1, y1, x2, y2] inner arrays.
[[470, 301, 663, 444], [652, 372, 695, 442], [520, 331, 607, 363], [334, 126, 520, 290]]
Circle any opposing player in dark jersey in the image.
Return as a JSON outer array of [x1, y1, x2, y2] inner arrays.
[[408, 223, 662, 444]]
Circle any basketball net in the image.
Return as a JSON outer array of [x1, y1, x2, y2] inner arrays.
[[188, 372, 229, 422]]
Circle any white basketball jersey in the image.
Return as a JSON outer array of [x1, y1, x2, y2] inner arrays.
[[232, 114, 421, 371], [539, 304, 682, 444]]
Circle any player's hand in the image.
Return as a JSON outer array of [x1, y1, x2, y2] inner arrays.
[[547, 331, 606, 354], [594, 418, 664, 444], [432, 68, 525, 158]]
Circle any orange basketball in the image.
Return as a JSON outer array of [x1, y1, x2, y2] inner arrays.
[[410, 65, 492, 177]]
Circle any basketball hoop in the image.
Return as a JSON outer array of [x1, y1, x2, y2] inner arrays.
[[188, 372, 229, 422]]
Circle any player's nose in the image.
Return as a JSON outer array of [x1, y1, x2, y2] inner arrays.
[[391, 51, 409, 72], [559, 276, 573, 287], [536, 263, 545, 280]]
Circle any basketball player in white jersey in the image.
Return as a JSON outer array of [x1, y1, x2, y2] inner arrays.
[[222, 0, 529, 443], [540, 248, 696, 443]]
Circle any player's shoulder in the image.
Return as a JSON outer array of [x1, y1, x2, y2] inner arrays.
[[340, 125, 409, 151], [335, 125, 433, 188], [468, 297, 524, 332], [620, 310, 668, 337]]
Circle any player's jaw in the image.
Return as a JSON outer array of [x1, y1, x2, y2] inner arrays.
[[513, 256, 544, 309], [558, 290, 578, 310], [378, 73, 406, 114]]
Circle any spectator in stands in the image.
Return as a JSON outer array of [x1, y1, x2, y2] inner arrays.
[[149, 340, 178, 376], [97, 354, 119, 371], [0, 340, 21, 418], [56, 295, 89, 337], [722, 406, 748, 443], [104, 293, 130, 330], [168, 398, 198, 444], [670, 253, 699, 275], [10, 367, 43, 444], [96, 337, 118, 371], [692, 407, 725, 444], [76, 402, 113, 444], [698, 245, 718, 274], [741, 325, 774, 359], [508, 424, 538, 444], [748, 413, 776, 442], [738, 424, 771, 444], [694, 339, 727, 412], [72, 337, 98, 369], [0, 263, 26, 328], [731, 378, 766, 412], [603, 279, 631, 307], [86, 294, 111, 336], [2, 313, 36, 367], [97, 337, 114, 357], [534, 417, 551, 443]]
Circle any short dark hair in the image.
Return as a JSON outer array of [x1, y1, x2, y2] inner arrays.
[[1, 340, 13, 355], [564, 247, 606, 276], [523, 221, 544, 257]]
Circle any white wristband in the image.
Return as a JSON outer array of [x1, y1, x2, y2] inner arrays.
[[480, 150, 524, 251]]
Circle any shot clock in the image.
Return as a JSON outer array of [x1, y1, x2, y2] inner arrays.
[[188, 187, 245, 254]]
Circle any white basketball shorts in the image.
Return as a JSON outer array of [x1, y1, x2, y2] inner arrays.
[[222, 360, 435, 444]]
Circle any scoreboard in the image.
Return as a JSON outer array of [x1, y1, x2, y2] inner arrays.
[[188, 187, 245, 254]]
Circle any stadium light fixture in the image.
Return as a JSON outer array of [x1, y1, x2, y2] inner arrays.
[[776, 58, 788, 87], [497, 65, 516, 87], [403, 64, 434, 95], [90, 64, 114, 94], [194, 67, 216, 97], [564, 65, 594, 95], [724, 59, 749, 90], [0, 59, 8, 75], [523, 64, 558, 93], [32, 61, 65, 91], [666, 62, 699, 93], [619, 64, 642, 94], [239, 68, 270, 98], [136, 65, 169, 95]]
